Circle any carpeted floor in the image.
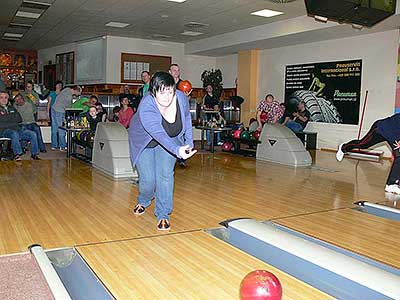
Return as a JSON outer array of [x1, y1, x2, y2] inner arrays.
[[0, 253, 54, 300], [20, 145, 67, 161]]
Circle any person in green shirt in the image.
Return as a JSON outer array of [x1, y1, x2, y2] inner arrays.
[[72, 95, 98, 113], [137, 71, 151, 109]]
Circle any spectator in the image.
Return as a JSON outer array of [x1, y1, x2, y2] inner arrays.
[[51, 85, 82, 150], [47, 80, 63, 124], [86, 106, 103, 131], [72, 94, 97, 113], [0, 91, 40, 160], [137, 71, 151, 107], [256, 94, 283, 131], [14, 93, 46, 153], [95, 102, 107, 122], [118, 96, 134, 129], [286, 101, 310, 133], [22, 80, 40, 121], [111, 106, 121, 122]]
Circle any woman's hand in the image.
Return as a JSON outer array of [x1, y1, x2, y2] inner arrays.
[[179, 145, 197, 159], [393, 140, 400, 150]]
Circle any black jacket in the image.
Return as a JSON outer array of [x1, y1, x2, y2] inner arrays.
[[0, 105, 22, 133]]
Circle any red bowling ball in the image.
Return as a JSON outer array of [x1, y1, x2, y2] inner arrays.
[[221, 141, 233, 152], [233, 130, 242, 139], [177, 80, 192, 93], [253, 130, 261, 140], [260, 111, 268, 123], [239, 270, 282, 300]]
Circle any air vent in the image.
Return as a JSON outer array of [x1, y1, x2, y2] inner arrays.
[[184, 22, 209, 29]]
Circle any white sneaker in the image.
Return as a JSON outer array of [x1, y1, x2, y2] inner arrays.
[[336, 143, 345, 162], [385, 184, 400, 194]]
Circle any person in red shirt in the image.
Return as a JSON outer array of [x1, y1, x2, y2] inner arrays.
[[118, 96, 134, 128]]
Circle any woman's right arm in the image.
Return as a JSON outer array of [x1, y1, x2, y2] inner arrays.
[[139, 100, 181, 157]]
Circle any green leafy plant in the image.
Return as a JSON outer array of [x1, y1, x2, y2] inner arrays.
[[201, 69, 223, 99]]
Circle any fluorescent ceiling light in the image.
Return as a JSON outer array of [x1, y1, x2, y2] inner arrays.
[[314, 15, 328, 22], [105, 21, 130, 28], [251, 9, 283, 18], [10, 22, 32, 27], [352, 24, 363, 30], [153, 34, 171, 38], [4, 32, 24, 38], [168, 0, 186, 2], [23, 0, 52, 6], [16, 10, 41, 18], [2, 37, 20, 41], [180, 31, 204, 36]]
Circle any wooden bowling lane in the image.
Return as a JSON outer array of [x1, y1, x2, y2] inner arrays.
[[275, 208, 400, 268], [0, 150, 393, 255], [77, 231, 333, 300]]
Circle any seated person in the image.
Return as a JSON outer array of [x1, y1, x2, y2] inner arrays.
[[72, 94, 98, 113], [279, 102, 291, 125], [87, 106, 103, 131], [95, 102, 107, 122], [118, 96, 134, 129], [202, 84, 222, 145], [256, 94, 283, 131], [111, 106, 121, 122], [13, 93, 46, 153], [0, 91, 40, 160], [119, 85, 138, 111], [285, 101, 310, 133]]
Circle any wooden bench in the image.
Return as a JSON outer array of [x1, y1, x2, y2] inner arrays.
[[295, 131, 317, 150]]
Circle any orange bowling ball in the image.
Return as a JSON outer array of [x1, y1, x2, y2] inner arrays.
[[177, 80, 192, 93], [239, 270, 282, 300]]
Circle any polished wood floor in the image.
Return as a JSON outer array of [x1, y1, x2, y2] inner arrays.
[[0, 150, 398, 299], [78, 231, 332, 300]]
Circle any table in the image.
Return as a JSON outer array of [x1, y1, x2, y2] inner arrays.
[[59, 126, 87, 158], [195, 126, 232, 153]]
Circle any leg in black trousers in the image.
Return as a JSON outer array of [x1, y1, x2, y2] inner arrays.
[[341, 121, 386, 153]]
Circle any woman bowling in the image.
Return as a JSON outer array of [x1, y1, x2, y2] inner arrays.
[[336, 113, 400, 194], [128, 71, 196, 230]]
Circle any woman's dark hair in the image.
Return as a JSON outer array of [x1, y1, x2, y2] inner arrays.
[[90, 95, 98, 102], [54, 80, 63, 89], [149, 71, 175, 96]]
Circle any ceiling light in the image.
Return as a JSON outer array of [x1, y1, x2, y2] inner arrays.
[[10, 22, 32, 28], [105, 21, 130, 28], [168, 0, 186, 2], [2, 37, 20, 41], [4, 32, 24, 38], [352, 24, 363, 30], [16, 10, 41, 18], [153, 34, 171, 38], [21, 0, 52, 10], [251, 9, 284, 18], [314, 15, 328, 23], [180, 31, 204, 36]]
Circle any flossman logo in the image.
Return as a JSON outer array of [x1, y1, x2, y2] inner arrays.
[[100, 142, 104, 150], [268, 139, 277, 146]]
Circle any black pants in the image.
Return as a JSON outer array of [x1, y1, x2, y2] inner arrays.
[[342, 121, 400, 185]]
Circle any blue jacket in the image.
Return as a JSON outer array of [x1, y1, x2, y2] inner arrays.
[[377, 113, 400, 143], [128, 90, 194, 165]]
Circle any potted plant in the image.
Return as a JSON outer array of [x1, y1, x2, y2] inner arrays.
[[201, 69, 223, 99]]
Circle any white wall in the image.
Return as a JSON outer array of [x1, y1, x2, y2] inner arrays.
[[38, 42, 76, 81], [258, 30, 399, 155], [216, 54, 238, 88], [105, 36, 216, 87]]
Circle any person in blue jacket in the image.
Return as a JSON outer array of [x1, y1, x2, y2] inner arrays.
[[128, 71, 197, 230], [336, 114, 400, 194]]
